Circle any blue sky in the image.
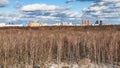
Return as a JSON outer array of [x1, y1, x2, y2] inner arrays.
[[6, 0, 92, 13], [0, 0, 120, 24]]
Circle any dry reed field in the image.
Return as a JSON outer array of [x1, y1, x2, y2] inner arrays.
[[0, 25, 120, 68]]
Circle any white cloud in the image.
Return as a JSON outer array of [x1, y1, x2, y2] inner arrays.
[[82, 0, 120, 23], [102, 0, 119, 2], [66, 0, 97, 3], [116, 2, 120, 6], [21, 4, 69, 11], [0, 0, 9, 7], [20, 4, 81, 22], [0, 4, 82, 24], [90, 6, 107, 11]]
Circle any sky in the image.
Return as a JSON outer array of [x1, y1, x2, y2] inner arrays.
[[0, 0, 120, 24]]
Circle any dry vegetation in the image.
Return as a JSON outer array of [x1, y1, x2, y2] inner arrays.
[[0, 25, 119, 68]]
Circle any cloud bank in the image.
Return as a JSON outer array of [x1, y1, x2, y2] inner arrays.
[[82, 0, 120, 24], [20, 4, 81, 23], [1, 0, 120, 24], [0, 4, 82, 23], [66, 0, 98, 3], [0, 0, 9, 7]]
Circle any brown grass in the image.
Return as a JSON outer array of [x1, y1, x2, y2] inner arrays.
[[0, 25, 119, 68]]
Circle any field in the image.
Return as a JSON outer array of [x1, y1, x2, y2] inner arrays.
[[0, 25, 119, 68]]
